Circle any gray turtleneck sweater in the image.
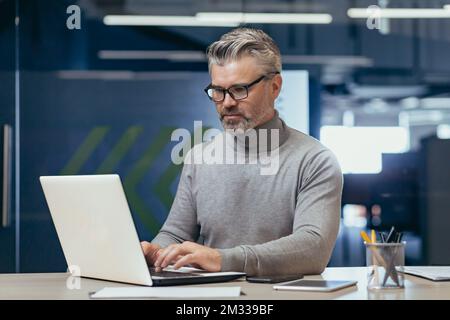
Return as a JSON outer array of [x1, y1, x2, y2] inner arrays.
[[151, 112, 343, 276]]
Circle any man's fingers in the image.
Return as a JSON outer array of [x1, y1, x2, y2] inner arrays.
[[153, 242, 221, 271], [154, 248, 170, 268], [140, 241, 152, 255], [141, 241, 161, 265], [173, 253, 195, 269], [153, 242, 202, 269], [155, 244, 179, 268], [150, 248, 162, 265], [173, 254, 184, 263], [160, 246, 187, 268], [154, 249, 163, 260]]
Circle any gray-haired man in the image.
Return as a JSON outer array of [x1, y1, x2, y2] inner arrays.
[[141, 28, 343, 276]]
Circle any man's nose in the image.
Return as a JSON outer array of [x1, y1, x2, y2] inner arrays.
[[222, 92, 238, 108]]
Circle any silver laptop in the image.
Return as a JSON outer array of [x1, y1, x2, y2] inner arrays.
[[39, 174, 245, 286]]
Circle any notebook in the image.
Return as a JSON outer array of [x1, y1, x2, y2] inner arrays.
[[402, 266, 450, 281]]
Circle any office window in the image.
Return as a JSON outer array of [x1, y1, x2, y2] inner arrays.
[[320, 126, 410, 174]]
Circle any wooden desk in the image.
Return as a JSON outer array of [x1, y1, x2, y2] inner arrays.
[[0, 267, 448, 300]]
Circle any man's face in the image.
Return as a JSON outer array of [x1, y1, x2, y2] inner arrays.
[[209, 56, 282, 130]]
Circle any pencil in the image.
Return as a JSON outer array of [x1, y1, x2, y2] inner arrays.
[[360, 231, 387, 268]]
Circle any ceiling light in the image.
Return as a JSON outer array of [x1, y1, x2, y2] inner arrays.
[[103, 13, 333, 27], [103, 15, 239, 27], [348, 8, 450, 19], [196, 12, 333, 24], [98, 50, 206, 62]]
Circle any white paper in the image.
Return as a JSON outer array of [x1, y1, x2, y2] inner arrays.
[[402, 266, 450, 281], [90, 286, 241, 299]]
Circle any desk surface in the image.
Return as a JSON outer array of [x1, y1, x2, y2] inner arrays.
[[1, 267, 449, 300]]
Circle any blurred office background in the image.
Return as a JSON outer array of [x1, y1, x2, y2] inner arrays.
[[1, 0, 450, 273]]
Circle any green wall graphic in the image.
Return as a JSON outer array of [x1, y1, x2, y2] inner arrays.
[[60, 126, 110, 175], [122, 127, 178, 235], [59, 125, 209, 237], [59, 126, 183, 236], [96, 126, 144, 174]]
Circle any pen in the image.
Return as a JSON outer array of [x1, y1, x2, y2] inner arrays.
[[386, 226, 395, 243], [371, 229, 379, 284], [379, 232, 386, 243]]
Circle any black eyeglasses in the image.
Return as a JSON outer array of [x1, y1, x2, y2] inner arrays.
[[204, 72, 280, 102]]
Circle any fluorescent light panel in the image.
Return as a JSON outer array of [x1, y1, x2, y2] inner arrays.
[[437, 124, 450, 139], [98, 50, 206, 62], [103, 15, 239, 27], [97, 50, 371, 66], [196, 12, 333, 24], [348, 8, 450, 18], [103, 12, 333, 27]]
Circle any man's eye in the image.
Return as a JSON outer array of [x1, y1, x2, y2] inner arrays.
[[230, 86, 247, 95], [212, 88, 225, 95]]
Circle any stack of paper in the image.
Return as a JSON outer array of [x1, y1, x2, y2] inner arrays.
[[90, 286, 242, 299], [402, 266, 450, 281]]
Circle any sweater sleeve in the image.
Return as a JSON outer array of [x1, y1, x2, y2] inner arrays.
[[151, 151, 200, 248], [218, 149, 343, 276]]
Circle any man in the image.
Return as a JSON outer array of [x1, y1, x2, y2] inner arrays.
[[141, 28, 343, 276]]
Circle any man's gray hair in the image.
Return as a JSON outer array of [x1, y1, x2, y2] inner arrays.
[[206, 28, 282, 75]]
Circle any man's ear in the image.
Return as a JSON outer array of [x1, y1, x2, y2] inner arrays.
[[271, 74, 282, 99]]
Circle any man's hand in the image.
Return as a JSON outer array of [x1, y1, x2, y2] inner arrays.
[[154, 241, 222, 272], [141, 241, 162, 266]]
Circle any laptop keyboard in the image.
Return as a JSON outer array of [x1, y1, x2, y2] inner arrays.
[[149, 267, 202, 278]]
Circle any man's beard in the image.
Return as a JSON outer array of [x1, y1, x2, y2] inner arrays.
[[220, 107, 257, 131], [220, 107, 272, 131], [221, 116, 253, 131]]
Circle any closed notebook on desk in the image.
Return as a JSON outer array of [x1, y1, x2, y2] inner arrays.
[[402, 266, 450, 281]]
